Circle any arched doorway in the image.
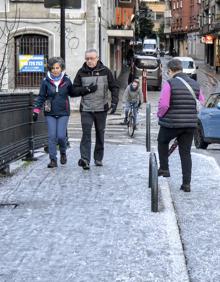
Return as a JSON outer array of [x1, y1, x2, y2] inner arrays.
[[15, 34, 48, 88]]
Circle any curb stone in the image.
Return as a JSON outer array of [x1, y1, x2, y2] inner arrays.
[[159, 177, 190, 282]]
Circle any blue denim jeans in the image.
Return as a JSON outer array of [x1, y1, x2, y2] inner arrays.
[[46, 116, 69, 161], [125, 101, 138, 125]]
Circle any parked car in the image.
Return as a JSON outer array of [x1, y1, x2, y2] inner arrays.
[[132, 54, 162, 91], [194, 92, 220, 149], [173, 56, 198, 80]]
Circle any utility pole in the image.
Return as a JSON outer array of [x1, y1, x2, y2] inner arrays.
[[136, 0, 139, 11], [60, 1, 65, 62], [97, 0, 101, 60], [135, 0, 140, 41]]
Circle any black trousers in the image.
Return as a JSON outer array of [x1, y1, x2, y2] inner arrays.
[[157, 127, 195, 185], [80, 111, 107, 163]]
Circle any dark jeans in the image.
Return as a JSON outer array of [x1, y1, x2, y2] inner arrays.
[[157, 127, 195, 185], [80, 111, 107, 163]]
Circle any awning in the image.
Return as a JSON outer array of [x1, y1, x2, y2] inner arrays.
[[107, 29, 134, 38]]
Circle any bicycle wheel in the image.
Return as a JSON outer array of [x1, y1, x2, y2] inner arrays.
[[128, 115, 135, 137]]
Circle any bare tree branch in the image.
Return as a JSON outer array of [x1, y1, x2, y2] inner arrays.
[[0, 2, 20, 90]]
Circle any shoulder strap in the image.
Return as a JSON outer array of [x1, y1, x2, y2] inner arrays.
[[176, 76, 197, 101]]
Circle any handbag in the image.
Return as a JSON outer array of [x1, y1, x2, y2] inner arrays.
[[44, 99, 51, 112], [176, 77, 201, 112]]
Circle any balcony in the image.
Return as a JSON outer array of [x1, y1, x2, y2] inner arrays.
[[115, 7, 134, 28]]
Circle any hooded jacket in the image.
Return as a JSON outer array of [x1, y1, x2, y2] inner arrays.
[[73, 61, 119, 112]]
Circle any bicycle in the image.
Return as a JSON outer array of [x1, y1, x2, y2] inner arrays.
[[127, 102, 137, 137]]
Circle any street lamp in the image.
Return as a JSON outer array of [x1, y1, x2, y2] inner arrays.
[[97, 0, 101, 60], [60, 1, 65, 61]]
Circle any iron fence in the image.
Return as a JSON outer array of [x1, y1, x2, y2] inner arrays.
[[0, 92, 48, 170]]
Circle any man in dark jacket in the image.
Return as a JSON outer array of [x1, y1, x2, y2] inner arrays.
[[73, 48, 119, 170], [157, 59, 205, 192]]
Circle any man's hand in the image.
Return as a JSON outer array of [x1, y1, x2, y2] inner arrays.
[[32, 112, 38, 122], [82, 83, 97, 96], [109, 103, 117, 114]]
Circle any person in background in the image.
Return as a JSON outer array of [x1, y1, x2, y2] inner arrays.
[[157, 58, 205, 192], [122, 78, 142, 129], [33, 56, 97, 168], [126, 47, 134, 66], [128, 61, 135, 85], [171, 48, 177, 57], [73, 48, 119, 170]]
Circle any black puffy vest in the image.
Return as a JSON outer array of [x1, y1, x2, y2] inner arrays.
[[159, 73, 200, 128]]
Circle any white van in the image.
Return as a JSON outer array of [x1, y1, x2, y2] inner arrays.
[[173, 56, 198, 80], [142, 39, 158, 57]]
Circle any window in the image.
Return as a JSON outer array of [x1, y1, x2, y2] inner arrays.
[[181, 61, 194, 69], [156, 13, 163, 20], [134, 58, 159, 69], [15, 34, 48, 88]]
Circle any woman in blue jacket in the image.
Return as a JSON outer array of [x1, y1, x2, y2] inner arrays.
[[33, 57, 97, 168]]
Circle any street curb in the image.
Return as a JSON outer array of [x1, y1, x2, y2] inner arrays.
[[159, 178, 190, 282]]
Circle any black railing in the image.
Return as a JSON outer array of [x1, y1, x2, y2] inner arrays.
[[146, 102, 151, 152], [148, 152, 158, 212], [0, 92, 48, 171]]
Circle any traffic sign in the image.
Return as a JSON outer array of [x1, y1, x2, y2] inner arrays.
[[44, 0, 81, 9]]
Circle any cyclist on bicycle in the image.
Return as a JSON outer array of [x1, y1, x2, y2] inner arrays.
[[122, 78, 143, 128]]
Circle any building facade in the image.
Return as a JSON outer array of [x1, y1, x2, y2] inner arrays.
[[0, 0, 134, 91], [140, 0, 166, 48], [200, 0, 220, 69], [164, 0, 204, 59]]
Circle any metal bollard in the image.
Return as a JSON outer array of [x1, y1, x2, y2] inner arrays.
[[146, 102, 151, 152], [148, 152, 158, 212], [142, 68, 148, 103]]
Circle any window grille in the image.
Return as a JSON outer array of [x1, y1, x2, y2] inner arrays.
[[15, 34, 48, 88]]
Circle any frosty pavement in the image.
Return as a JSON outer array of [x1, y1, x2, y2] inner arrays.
[[0, 144, 188, 282], [168, 151, 220, 282]]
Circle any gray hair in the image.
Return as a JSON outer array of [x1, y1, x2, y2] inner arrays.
[[85, 48, 98, 56], [47, 57, 65, 71], [167, 59, 183, 72]]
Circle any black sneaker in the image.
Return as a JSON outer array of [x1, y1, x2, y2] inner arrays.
[[78, 158, 90, 170], [47, 159, 58, 168], [94, 160, 103, 166], [60, 153, 67, 165], [158, 168, 170, 177], [180, 184, 191, 192]]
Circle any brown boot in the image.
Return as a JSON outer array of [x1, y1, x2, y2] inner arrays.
[[60, 154, 67, 165], [47, 159, 58, 168]]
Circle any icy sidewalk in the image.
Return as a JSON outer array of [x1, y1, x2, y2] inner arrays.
[[168, 151, 220, 282], [0, 144, 188, 282]]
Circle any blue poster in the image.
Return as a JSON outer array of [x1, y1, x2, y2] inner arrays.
[[19, 55, 45, 73]]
